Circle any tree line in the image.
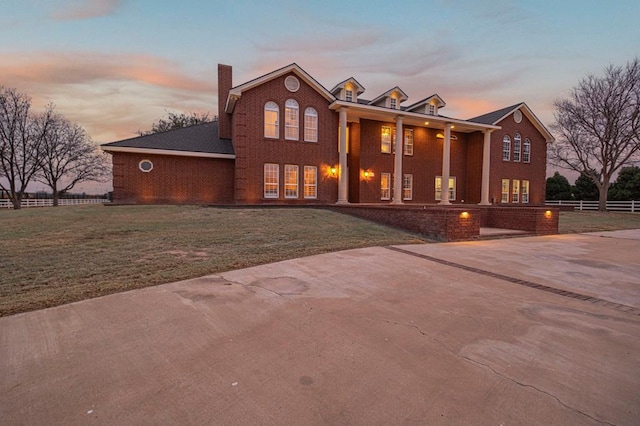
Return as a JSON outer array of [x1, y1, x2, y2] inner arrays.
[[0, 87, 109, 209], [546, 166, 640, 201]]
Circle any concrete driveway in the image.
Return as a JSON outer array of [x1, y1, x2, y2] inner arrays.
[[1, 230, 639, 425]]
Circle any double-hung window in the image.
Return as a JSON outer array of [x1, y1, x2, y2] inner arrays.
[[264, 102, 279, 138], [381, 126, 392, 153], [264, 164, 279, 198], [403, 174, 413, 200], [345, 89, 353, 102], [404, 129, 414, 155], [512, 179, 520, 203], [513, 133, 521, 162], [285, 99, 299, 140], [523, 138, 531, 163], [381, 173, 391, 200], [304, 166, 317, 199], [390, 98, 397, 109], [284, 165, 298, 198], [501, 179, 509, 203], [522, 180, 530, 203], [435, 177, 456, 201], [502, 135, 511, 161], [304, 107, 318, 142]]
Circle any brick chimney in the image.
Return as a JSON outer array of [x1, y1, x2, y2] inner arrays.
[[217, 64, 232, 139]]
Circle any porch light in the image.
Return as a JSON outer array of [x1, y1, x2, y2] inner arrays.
[[544, 210, 552, 218], [330, 167, 337, 176], [460, 211, 470, 219]]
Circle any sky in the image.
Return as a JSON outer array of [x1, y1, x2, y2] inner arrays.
[[2, 0, 640, 192]]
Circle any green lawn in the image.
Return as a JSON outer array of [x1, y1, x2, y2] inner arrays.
[[1, 205, 638, 317]]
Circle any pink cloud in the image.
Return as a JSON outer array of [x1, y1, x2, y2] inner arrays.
[[52, 0, 124, 21]]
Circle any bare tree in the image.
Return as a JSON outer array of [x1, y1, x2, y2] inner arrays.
[[550, 58, 640, 211], [36, 114, 110, 206], [0, 87, 53, 209], [137, 110, 212, 136]]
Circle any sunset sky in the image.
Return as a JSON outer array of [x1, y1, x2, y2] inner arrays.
[[2, 0, 639, 191]]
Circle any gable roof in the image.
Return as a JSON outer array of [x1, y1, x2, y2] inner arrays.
[[405, 94, 446, 112], [469, 102, 555, 143], [330, 77, 366, 96], [225, 63, 335, 113], [368, 86, 408, 106], [101, 121, 235, 159]]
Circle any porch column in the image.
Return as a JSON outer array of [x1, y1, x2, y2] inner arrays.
[[337, 108, 349, 204], [392, 116, 404, 204], [479, 130, 492, 205], [439, 123, 452, 205]]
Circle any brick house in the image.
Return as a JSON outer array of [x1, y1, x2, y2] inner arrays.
[[102, 63, 553, 207]]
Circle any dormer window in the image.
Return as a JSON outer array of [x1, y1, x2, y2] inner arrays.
[[345, 89, 353, 102], [428, 104, 436, 115], [390, 98, 397, 109]]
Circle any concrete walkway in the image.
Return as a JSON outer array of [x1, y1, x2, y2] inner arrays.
[[1, 231, 639, 425]]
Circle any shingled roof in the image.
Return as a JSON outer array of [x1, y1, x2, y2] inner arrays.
[[101, 121, 235, 157], [468, 103, 523, 125]]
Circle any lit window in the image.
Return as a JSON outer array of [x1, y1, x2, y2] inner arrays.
[[390, 98, 397, 109], [513, 133, 521, 162], [522, 180, 529, 203], [285, 99, 299, 140], [304, 107, 318, 142], [501, 179, 509, 203], [381, 173, 391, 200], [264, 102, 279, 138], [428, 104, 436, 115], [264, 163, 279, 198], [381, 126, 392, 153], [403, 174, 413, 200], [512, 179, 520, 203], [345, 89, 353, 102], [284, 164, 298, 198], [502, 135, 511, 161], [404, 129, 414, 155], [435, 176, 456, 201], [523, 138, 531, 163], [304, 166, 317, 199]]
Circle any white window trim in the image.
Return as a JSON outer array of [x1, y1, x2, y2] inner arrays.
[[304, 166, 317, 199], [285, 99, 299, 141], [381, 172, 391, 200], [435, 176, 456, 201], [304, 107, 318, 142], [523, 138, 531, 163], [403, 174, 413, 200], [512, 179, 520, 203], [390, 98, 397, 110], [501, 179, 510, 203], [513, 133, 521, 162], [502, 135, 511, 161], [264, 102, 279, 139], [284, 164, 299, 198], [264, 163, 279, 198], [522, 180, 530, 203], [381, 126, 392, 153], [404, 128, 414, 156], [345, 89, 353, 102]]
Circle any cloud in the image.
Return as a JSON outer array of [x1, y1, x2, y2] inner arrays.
[[52, 0, 124, 21]]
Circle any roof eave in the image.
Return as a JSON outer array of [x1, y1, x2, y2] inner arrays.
[[101, 145, 236, 159]]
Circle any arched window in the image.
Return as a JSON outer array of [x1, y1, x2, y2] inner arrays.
[[264, 102, 279, 138], [502, 135, 511, 161], [513, 133, 521, 162], [304, 107, 318, 142], [523, 138, 531, 163], [285, 99, 299, 140]]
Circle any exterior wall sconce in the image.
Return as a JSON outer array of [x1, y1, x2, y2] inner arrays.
[[460, 211, 470, 219], [544, 210, 552, 218], [361, 170, 375, 180], [330, 167, 337, 177]]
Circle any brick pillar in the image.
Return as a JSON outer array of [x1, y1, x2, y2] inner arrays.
[[217, 64, 232, 139]]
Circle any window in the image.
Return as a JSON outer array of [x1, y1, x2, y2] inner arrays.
[[264, 102, 279, 138], [502, 135, 511, 161], [284, 165, 298, 198], [404, 129, 414, 155], [381, 173, 391, 200], [138, 159, 153, 172], [264, 164, 279, 198], [304, 107, 318, 142], [512, 179, 520, 203], [381, 126, 392, 153], [435, 176, 456, 201], [513, 133, 521, 162], [522, 180, 530, 203], [403, 174, 413, 200], [428, 104, 436, 115], [523, 138, 531, 163], [304, 166, 317, 199], [390, 98, 397, 109], [345, 89, 353, 102], [501, 179, 509, 203], [285, 99, 299, 140]]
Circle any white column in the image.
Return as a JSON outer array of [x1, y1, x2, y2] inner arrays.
[[337, 108, 349, 204], [479, 130, 492, 205], [439, 123, 452, 205], [392, 116, 404, 204]]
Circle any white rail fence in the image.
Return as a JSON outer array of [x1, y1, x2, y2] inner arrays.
[[0, 198, 108, 209], [545, 200, 638, 212]]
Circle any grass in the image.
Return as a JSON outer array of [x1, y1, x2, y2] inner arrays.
[[2, 206, 639, 317], [0, 205, 428, 316]]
